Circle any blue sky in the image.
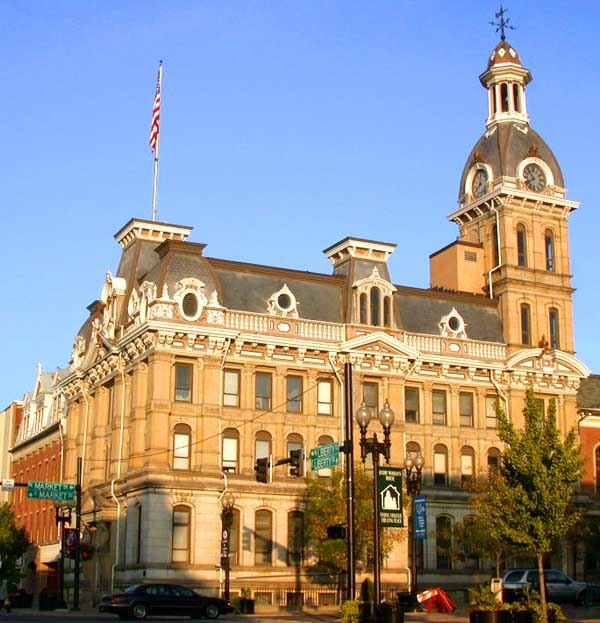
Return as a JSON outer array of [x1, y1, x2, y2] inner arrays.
[[2, 1, 599, 404]]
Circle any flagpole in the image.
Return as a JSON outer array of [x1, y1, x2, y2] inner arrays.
[[150, 61, 163, 222]]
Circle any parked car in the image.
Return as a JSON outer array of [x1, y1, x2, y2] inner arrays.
[[98, 583, 233, 620], [502, 568, 600, 606]]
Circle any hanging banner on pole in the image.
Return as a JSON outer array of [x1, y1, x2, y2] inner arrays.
[[413, 495, 427, 539], [377, 466, 404, 527]]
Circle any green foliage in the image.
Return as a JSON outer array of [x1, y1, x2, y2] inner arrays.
[[468, 583, 500, 611], [0, 503, 30, 585], [509, 587, 566, 623], [303, 467, 403, 573], [340, 599, 361, 623], [471, 388, 583, 622]]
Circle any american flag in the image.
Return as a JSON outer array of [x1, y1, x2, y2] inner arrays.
[[149, 62, 162, 152]]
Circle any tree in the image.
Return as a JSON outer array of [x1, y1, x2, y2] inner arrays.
[[0, 503, 30, 586], [472, 389, 583, 623], [302, 467, 403, 576]]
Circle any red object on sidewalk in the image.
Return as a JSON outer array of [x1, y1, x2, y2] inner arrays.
[[417, 587, 456, 613]]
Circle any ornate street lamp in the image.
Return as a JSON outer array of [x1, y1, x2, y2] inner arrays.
[[220, 491, 235, 601], [355, 399, 395, 611], [404, 452, 424, 609]]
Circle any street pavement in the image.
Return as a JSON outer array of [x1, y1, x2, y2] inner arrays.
[[0, 605, 599, 622]]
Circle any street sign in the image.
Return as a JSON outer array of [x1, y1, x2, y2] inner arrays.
[[413, 495, 427, 539], [1, 479, 15, 492], [27, 481, 75, 502], [309, 443, 340, 471], [377, 466, 404, 527]]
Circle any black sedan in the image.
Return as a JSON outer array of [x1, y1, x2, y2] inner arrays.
[[98, 583, 233, 620]]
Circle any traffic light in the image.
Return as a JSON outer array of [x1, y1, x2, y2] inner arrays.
[[254, 457, 270, 483], [80, 543, 95, 561], [289, 449, 303, 477]]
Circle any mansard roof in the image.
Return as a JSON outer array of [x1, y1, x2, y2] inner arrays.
[[577, 375, 600, 411]]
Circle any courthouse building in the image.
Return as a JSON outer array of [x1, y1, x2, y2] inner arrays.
[[8, 34, 600, 604]]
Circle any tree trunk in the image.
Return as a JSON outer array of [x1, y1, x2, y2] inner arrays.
[[537, 553, 547, 623]]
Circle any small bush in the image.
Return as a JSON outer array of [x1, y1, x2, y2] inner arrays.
[[341, 599, 361, 623]]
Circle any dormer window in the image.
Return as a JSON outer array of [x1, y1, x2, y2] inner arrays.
[[370, 287, 381, 327], [352, 267, 396, 328]]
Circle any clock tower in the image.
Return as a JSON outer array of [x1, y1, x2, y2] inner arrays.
[[430, 37, 579, 356]]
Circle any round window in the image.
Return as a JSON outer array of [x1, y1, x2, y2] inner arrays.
[[277, 293, 292, 310], [182, 292, 198, 318], [448, 315, 462, 332]]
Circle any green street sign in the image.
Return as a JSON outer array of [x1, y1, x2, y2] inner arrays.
[[377, 467, 404, 527], [27, 481, 75, 502], [309, 443, 340, 471]]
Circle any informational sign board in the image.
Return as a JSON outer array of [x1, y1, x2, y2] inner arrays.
[[413, 495, 427, 539], [1, 479, 15, 492], [377, 466, 404, 527], [27, 481, 75, 502], [220, 527, 231, 569], [309, 443, 340, 471]]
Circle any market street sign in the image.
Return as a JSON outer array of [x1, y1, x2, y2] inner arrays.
[[413, 495, 427, 539], [309, 442, 340, 471], [27, 481, 76, 502], [377, 466, 404, 527]]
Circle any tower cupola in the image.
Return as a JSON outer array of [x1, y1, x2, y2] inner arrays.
[[479, 40, 532, 128]]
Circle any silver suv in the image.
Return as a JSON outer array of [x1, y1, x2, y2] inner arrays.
[[502, 568, 594, 605]]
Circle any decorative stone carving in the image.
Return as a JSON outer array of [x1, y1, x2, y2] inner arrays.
[[173, 278, 208, 322], [267, 284, 299, 318], [439, 308, 468, 339]]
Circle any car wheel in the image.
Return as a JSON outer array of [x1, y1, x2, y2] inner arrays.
[[204, 602, 220, 619], [118, 615, 132, 621], [132, 603, 148, 620]]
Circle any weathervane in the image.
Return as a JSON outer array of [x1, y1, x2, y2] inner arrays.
[[490, 5, 515, 41]]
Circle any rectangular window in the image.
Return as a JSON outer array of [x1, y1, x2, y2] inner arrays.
[[286, 376, 303, 413], [173, 432, 190, 470], [255, 510, 273, 565], [434, 452, 447, 485], [223, 370, 240, 407], [405, 387, 419, 423], [255, 372, 272, 410], [521, 304, 531, 345], [486, 396, 498, 428], [174, 363, 193, 402], [432, 390, 447, 425], [172, 508, 190, 562], [461, 454, 474, 484], [317, 380, 333, 415], [222, 436, 238, 473], [459, 392, 474, 427], [363, 382, 379, 418]]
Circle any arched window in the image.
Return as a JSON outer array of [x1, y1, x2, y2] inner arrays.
[[255, 509, 273, 565], [383, 296, 391, 327], [287, 433, 304, 477], [370, 287, 381, 326], [172, 505, 191, 562], [549, 308, 560, 349], [487, 447, 501, 473], [433, 444, 448, 485], [492, 225, 500, 266], [500, 83, 509, 112], [460, 446, 475, 485], [317, 435, 334, 477], [520, 303, 531, 345], [516, 224, 527, 267], [436, 515, 452, 569], [512, 84, 521, 112], [173, 424, 191, 470], [359, 293, 368, 325], [545, 229, 555, 271], [287, 510, 304, 566], [406, 441, 421, 458], [255, 431, 272, 463], [222, 428, 239, 473]]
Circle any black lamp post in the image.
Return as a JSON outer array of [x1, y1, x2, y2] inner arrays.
[[355, 399, 395, 610], [53, 502, 72, 609], [404, 452, 424, 610], [220, 492, 235, 601]]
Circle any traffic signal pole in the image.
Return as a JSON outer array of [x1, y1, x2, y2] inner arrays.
[[72, 457, 82, 611], [343, 361, 356, 602]]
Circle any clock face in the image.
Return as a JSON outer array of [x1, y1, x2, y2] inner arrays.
[[523, 163, 546, 192], [472, 169, 488, 198]]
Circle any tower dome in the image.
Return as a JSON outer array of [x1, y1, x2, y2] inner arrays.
[[458, 40, 564, 207]]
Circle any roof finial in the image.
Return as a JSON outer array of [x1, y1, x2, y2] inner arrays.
[[490, 5, 515, 42]]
